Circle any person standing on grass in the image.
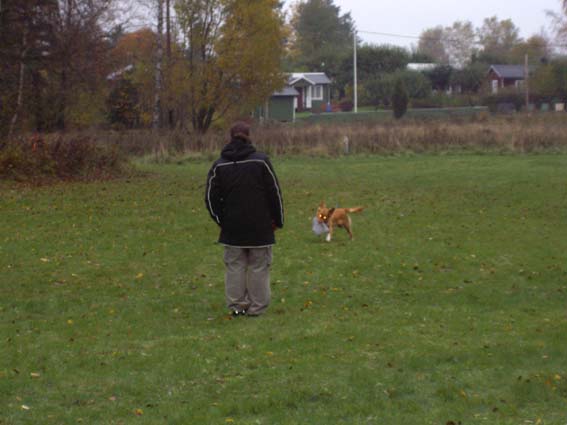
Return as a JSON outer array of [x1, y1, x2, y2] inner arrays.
[[205, 121, 284, 317]]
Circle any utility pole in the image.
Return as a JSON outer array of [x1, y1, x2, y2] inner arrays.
[[524, 53, 530, 113], [353, 30, 358, 113], [153, 0, 163, 131], [165, 0, 174, 128], [166, 0, 171, 58], [153, 0, 165, 160]]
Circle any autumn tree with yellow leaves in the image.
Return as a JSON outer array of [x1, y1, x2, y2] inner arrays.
[[175, 0, 286, 133]]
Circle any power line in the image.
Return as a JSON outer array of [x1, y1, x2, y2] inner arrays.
[[358, 29, 485, 48], [358, 29, 567, 49], [358, 29, 422, 41]]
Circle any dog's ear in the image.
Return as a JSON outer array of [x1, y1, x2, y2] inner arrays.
[[328, 208, 335, 217], [319, 201, 326, 208]]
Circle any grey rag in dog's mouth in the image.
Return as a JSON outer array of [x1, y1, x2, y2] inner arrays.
[[312, 216, 329, 235]]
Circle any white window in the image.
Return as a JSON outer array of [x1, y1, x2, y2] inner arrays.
[[491, 79, 499, 94], [312, 85, 323, 100]]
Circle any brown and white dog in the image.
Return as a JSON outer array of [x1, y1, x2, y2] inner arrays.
[[316, 201, 364, 242]]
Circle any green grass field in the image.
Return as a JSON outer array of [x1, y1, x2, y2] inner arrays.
[[1, 155, 567, 424]]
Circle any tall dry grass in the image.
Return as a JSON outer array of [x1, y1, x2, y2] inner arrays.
[[125, 114, 567, 158], [10, 114, 566, 163], [251, 114, 567, 156]]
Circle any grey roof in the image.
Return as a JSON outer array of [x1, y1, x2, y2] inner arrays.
[[489, 64, 534, 79], [289, 72, 331, 85], [272, 86, 299, 97], [107, 64, 134, 80], [302, 72, 331, 84]]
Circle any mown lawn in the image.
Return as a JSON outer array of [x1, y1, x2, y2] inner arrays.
[[1, 155, 567, 425]]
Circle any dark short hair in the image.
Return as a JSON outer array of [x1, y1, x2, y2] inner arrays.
[[230, 121, 251, 140]]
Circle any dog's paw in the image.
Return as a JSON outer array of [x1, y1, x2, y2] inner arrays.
[[325, 234, 331, 242]]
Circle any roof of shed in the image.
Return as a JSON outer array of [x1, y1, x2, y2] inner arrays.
[[272, 86, 299, 97], [289, 72, 331, 85], [489, 64, 533, 79]]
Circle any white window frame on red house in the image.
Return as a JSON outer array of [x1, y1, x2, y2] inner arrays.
[[491, 79, 499, 94]]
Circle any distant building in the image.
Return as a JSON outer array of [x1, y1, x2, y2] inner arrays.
[[487, 65, 535, 94], [288, 72, 331, 112], [256, 86, 299, 123], [407, 63, 437, 72], [256, 72, 332, 122]]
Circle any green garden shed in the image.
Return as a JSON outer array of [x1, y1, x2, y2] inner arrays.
[[257, 86, 299, 122]]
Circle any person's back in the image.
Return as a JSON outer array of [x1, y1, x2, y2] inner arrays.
[[207, 136, 283, 247], [205, 122, 283, 316]]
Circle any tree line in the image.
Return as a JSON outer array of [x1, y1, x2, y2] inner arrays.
[[1, 0, 286, 136], [288, 1, 567, 110], [2, 0, 567, 137]]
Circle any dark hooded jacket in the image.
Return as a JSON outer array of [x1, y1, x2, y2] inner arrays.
[[205, 137, 284, 247]]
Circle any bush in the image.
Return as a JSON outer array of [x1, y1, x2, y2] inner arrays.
[[394, 70, 432, 99], [443, 94, 482, 108], [0, 134, 129, 182], [483, 92, 524, 113], [531, 60, 567, 102], [339, 99, 354, 112], [411, 94, 483, 109], [410, 97, 444, 109], [362, 75, 394, 108]]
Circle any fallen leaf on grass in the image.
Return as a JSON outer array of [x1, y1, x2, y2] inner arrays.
[[21, 405, 30, 410], [30, 372, 40, 378], [135, 273, 144, 279], [134, 408, 143, 416]]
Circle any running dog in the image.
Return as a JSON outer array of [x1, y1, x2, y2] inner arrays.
[[316, 201, 364, 242]]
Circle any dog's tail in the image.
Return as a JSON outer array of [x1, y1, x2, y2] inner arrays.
[[346, 207, 364, 214]]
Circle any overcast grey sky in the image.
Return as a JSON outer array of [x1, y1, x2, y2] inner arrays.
[[285, 0, 563, 48]]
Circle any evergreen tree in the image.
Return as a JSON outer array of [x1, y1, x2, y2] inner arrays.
[[289, 0, 354, 79], [391, 78, 408, 120]]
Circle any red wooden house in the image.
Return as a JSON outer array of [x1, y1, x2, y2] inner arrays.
[[487, 64, 534, 94]]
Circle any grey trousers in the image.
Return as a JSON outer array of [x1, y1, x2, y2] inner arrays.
[[223, 246, 272, 316]]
